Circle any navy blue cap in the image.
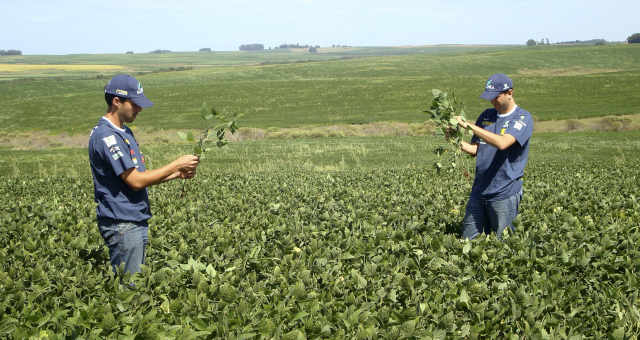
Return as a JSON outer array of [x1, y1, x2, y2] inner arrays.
[[480, 73, 513, 101], [104, 74, 153, 108]]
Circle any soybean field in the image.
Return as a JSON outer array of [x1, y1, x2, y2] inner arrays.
[[1, 45, 640, 339]]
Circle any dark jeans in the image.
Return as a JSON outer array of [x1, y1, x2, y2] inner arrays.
[[461, 189, 522, 240], [98, 220, 149, 275]]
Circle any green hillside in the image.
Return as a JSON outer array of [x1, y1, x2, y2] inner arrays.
[[0, 44, 639, 134]]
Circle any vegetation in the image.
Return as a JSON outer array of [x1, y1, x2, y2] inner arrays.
[[239, 44, 265, 51], [424, 89, 472, 174], [1, 132, 640, 338], [628, 33, 640, 44], [0, 49, 22, 56], [2, 41, 640, 338], [1, 44, 639, 135]]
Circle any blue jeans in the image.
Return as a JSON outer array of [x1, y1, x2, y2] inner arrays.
[[98, 220, 149, 275], [461, 190, 522, 240]]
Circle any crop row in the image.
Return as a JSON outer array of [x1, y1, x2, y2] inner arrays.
[[1, 159, 639, 339]]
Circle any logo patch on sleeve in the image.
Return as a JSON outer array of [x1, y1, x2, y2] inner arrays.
[[514, 121, 524, 131], [103, 135, 117, 147], [112, 151, 124, 160]]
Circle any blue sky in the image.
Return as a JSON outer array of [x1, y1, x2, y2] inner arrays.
[[2, 0, 638, 54]]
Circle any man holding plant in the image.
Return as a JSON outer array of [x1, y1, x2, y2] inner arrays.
[[88, 74, 200, 275], [455, 73, 534, 239]]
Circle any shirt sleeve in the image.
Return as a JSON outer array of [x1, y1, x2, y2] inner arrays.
[[97, 133, 135, 176], [504, 114, 533, 147]]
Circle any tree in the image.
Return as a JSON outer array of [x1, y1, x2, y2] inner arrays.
[[239, 44, 264, 51], [125, 51, 134, 54], [308, 46, 317, 53], [628, 33, 640, 44], [199, 48, 212, 52], [0, 49, 22, 56], [526, 39, 537, 46]]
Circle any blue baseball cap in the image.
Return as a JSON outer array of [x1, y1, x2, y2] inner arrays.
[[104, 74, 153, 108], [480, 73, 513, 101]]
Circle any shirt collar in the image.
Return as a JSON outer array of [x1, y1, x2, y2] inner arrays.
[[497, 105, 518, 118], [101, 116, 126, 133]]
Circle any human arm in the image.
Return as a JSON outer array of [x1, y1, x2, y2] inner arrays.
[[455, 116, 517, 151], [161, 168, 197, 182], [459, 141, 478, 156], [120, 155, 199, 191]]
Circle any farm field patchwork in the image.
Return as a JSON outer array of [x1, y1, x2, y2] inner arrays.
[[1, 132, 639, 338], [0, 44, 639, 134]]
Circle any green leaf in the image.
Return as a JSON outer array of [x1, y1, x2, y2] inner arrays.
[[193, 145, 202, 156], [612, 327, 625, 340], [200, 102, 211, 120], [186, 131, 195, 142], [462, 242, 472, 255], [291, 312, 309, 322], [177, 131, 187, 141]]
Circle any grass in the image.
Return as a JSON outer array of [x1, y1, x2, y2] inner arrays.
[[2, 130, 639, 177], [0, 44, 639, 135]]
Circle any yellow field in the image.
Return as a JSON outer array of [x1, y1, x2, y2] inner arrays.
[[0, 64, 124, 72]]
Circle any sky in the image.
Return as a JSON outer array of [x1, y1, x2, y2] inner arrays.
[[2, 0, 638, 55]]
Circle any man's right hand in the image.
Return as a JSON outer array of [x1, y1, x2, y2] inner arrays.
[[174, 155, 200, 172]]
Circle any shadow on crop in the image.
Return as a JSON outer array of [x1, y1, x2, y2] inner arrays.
[[443, 222, 462, 237], [78, 247, 108, 265]]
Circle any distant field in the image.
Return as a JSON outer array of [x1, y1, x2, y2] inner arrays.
[[0, 44, 638, 134]]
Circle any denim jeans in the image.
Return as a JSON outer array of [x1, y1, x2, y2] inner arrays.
[[461, 189, 522, 240], [98, 220, 149, 275]]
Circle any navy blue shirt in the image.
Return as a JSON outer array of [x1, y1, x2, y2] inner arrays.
[[88, 117, 151, 222], [470, 106, 534, 201]]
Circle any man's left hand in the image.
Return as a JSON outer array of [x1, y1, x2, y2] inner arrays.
[[180, 169, 196, 179], [454, 116, 469, 129]]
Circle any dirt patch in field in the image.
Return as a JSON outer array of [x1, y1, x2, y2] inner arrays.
[[518, 67, 621, 77], [534, 115, 640, 133], [2, 115, 638, 150]]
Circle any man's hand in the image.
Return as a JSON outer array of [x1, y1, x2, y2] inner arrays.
[[173, 155, 200, 172], [454, 116, 469, 129], [180, 169, 197, 179]]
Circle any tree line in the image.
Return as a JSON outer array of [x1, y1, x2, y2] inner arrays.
[[0, 49, 22, 56]]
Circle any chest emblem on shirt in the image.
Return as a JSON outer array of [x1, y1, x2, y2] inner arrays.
[[500, 128, 506, 135]]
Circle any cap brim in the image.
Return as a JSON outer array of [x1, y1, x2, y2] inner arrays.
[[480, 91, 500, 101], [130, 95, 153, 108]]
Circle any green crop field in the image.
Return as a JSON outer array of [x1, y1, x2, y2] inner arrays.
[[1, 132, 640, 338], [1, 44, 640, 338], [0, 44, 639, 135]]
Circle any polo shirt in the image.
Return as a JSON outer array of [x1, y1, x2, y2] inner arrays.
[[470, 106, 534, 201], [88, 117, 151, 222]]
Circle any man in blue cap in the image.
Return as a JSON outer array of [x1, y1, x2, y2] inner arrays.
[[88, 74, 200, 276], [455, 73, 534, 239]]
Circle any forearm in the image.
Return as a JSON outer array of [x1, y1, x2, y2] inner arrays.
[[122, 161, 180, 190], [460, 141, 478, 156], [161, 171, 182, 183], [468, 124, 514, 150]]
